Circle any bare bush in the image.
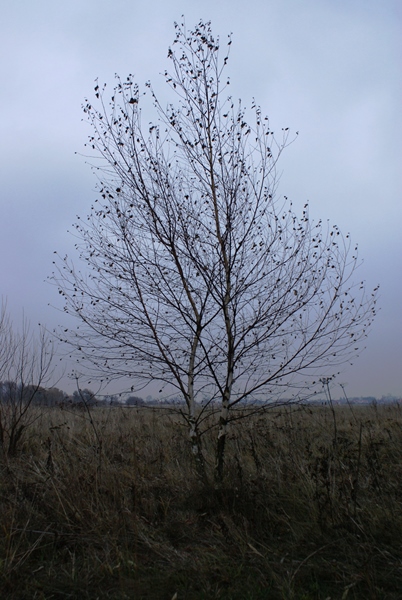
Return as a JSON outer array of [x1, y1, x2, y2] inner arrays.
[[0, 301, 54, 457]]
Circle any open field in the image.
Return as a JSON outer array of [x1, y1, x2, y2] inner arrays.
[[0, 402, 401, 599]]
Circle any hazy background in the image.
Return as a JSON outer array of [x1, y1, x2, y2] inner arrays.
[[1, 0, 400, 398]]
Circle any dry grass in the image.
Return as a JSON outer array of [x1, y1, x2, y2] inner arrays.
[[0, 401, 401, 599]]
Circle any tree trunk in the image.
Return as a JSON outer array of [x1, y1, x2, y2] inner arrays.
[[215, 404, 229, 482], [189, 415, 208, 484]]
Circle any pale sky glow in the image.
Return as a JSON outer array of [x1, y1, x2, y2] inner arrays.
[[1, 0, 400, 398]]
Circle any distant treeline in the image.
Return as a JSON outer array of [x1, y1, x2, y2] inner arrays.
[[0, 382, 400, 408], [0, 382, 144, 407]]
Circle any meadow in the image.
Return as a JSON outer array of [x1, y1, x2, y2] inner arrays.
[[0, 401, 401, 599]]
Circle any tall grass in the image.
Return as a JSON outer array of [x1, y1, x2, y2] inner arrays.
[[1, 402, 401, 598]]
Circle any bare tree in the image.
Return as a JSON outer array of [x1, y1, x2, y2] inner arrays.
[[0, 301, 55, 457], [53, 20, 377, 481]]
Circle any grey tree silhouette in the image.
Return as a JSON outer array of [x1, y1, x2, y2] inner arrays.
[[53, 20, 377, 481]]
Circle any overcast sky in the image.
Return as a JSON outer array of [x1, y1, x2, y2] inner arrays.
[[1, 0, 400, 398]]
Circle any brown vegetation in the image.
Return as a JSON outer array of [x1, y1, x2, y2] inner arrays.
[[0, 402, 401, 599]]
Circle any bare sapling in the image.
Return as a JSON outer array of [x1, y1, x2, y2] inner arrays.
[[53, 20, 377, 482]]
